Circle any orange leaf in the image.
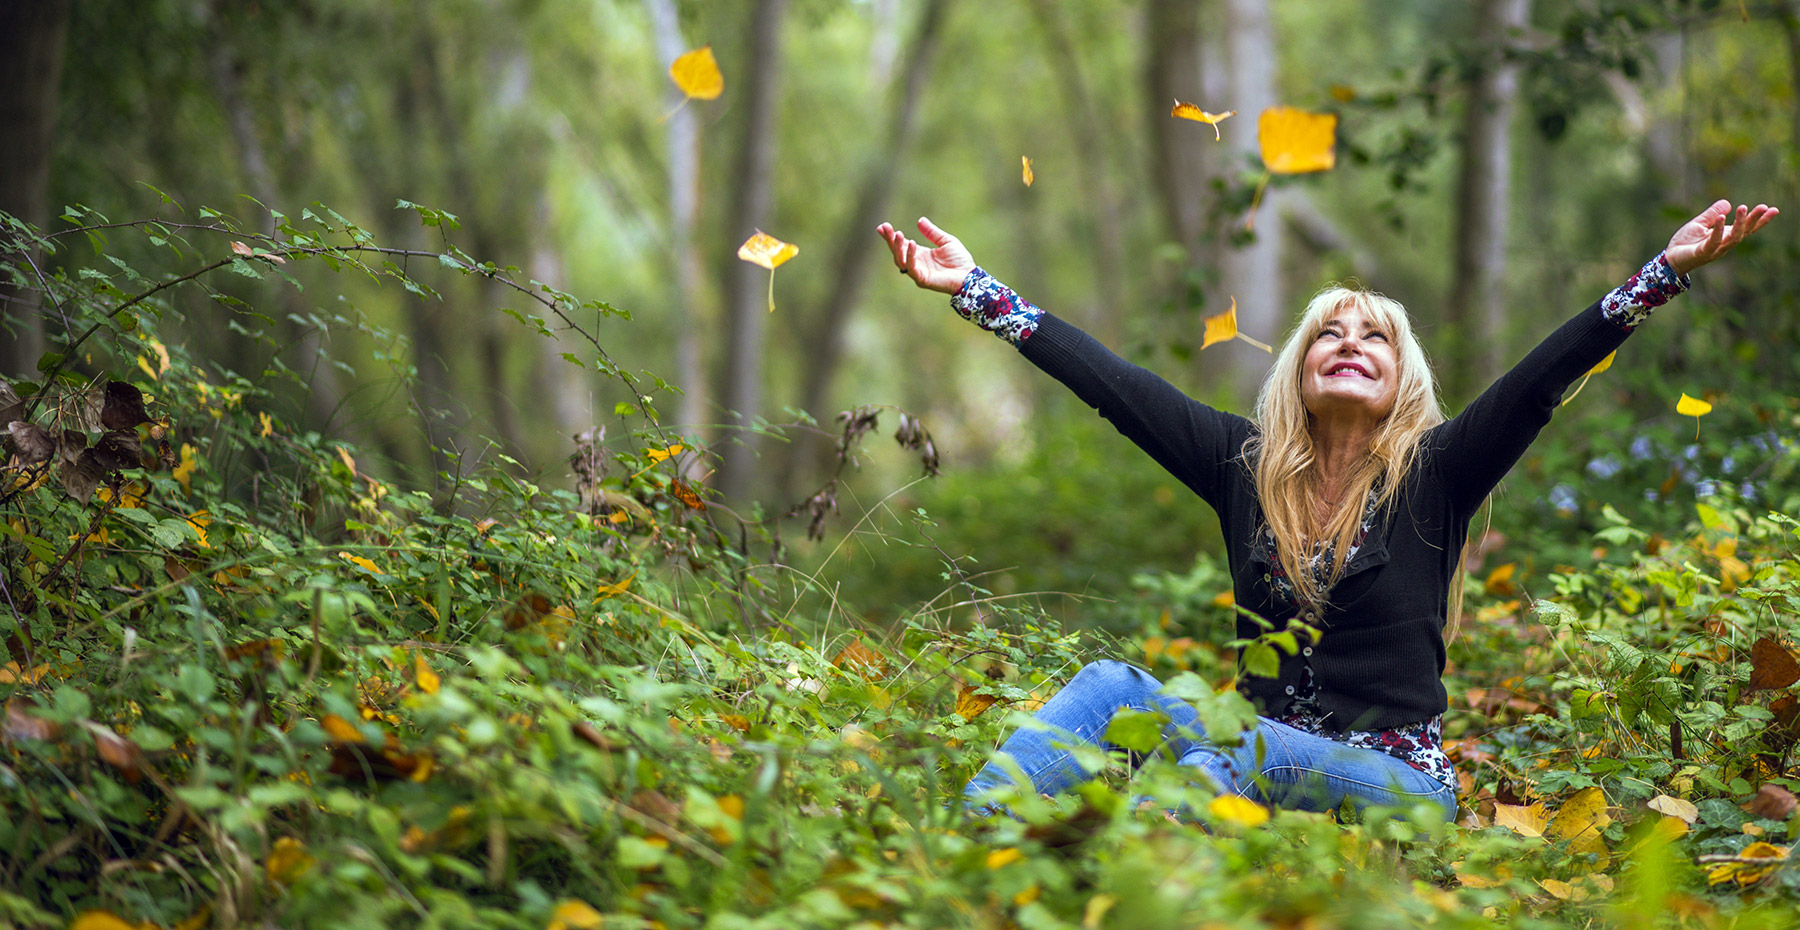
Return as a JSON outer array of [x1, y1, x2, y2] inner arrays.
[[736, 230, 798, 270], [1484, 562, 1517, 597], [415, 653, 441, 695], [1200, 297, 1273, 353], [1748, 637, 1800, 692], [1021, 155, 1034, 187], [955, 683, 999, 720], [321, 714, 365, 744], [1171, 100, 1235, 140], [832, 641, 887, 679], [670, 46, 724, 100], [671, 480, 706, 510], [1258, 106, 1337, 174]]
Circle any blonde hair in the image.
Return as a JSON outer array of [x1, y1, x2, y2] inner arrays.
[[1244, 285, 1468, 629]]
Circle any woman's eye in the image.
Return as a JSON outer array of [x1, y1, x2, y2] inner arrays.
[[1366, 331, 1387, 342]]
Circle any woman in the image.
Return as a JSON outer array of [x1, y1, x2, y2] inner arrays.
[[875, 200, 1777, 820]]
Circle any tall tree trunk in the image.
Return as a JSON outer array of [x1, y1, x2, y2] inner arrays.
[[1028, 0, 1127, 344], [1447, 0, 1529, 398], [0, 0, 71, 378], [1146, 0, 1207, 260], [646, 0, 711, 446], [1216, 0, 1283, 401], [783, 0, 951, 500], [716, 0, 788, 505]]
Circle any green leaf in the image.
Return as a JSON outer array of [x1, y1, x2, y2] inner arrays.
[[1104, 708, 1168, 753]]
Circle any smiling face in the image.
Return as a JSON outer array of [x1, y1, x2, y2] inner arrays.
[[1299, 301, 1401, 425]]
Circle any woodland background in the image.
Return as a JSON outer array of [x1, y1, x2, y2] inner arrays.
[[4, 0, 1800, 927]]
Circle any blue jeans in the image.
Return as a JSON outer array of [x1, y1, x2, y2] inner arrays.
[[963, 660, 1456, 820]]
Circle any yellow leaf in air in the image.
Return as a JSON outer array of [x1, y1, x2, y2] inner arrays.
[[268, 836, 314, 884], [338, 551, 384, 575], [415, 653, 440, 695], [738, 230, 798, 313], [1172, 100, 1235, 140], [737, 231, 798, 270], [1258, 106, 1338, 174], [1022, 155, 1034, 187], [670, 46, 724, 100], [547, 898, 606, 930], [645, 443, 684, 463], [259, 411, 274, 438], [1200, 297, 1273, 353], [1676, 393, 1712, 417], [1560, 351, 1617, 406], [1550, 786, 1612, 861], [1208, 794, 1270, 828], [1492, 801, 1549, 838], [986, 847, 1025, 869]]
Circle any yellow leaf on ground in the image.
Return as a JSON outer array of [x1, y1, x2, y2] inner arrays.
[[1676, 393, 1713, 417], [548, 898, 607, 930], [987, 847, 1024, 869], [415, 653, 440, 695], [1208, 794, 1270, 828], [1258, 106, 1337, 174], [1171, 100, 1235, 140], [955, 683, 998, 720], [1705, 841, 1789, 886], [1648, 794, 1699, 823], [69, 911, 139, 930], [1539, 878, 1585, 901], [338, 551, 384, 575], [736, 230, 798, 270], [1551, 786, 1611, 860], [1453, 860, 1513, 888], [1022, 155, 1034, 187], [1493, 802, 1549, 838], [670, 46, 723, 100], [1200, 297, 1273, 353], [268, 836, 314, 884]]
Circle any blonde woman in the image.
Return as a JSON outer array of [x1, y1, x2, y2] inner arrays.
[[876, 200, 1778, 819]]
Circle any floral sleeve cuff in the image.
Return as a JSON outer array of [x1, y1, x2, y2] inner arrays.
[[1600, 252, 1690, 330], [950, 267, 1042, 346]]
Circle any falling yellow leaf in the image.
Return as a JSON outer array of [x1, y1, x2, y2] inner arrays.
[[1172, 100, 1235, 140], [1560, 350, 1618, 406], [415, 653, 440, 695], [1258, 106, 1338, 174], [1022, 155, 1034, 187], [986, 847, 1025, 869], [737, 231, 798, 270], [1200, 297, 1273, 353], [670, 46, 724, 101], [737, 230, 799, 313], [1676, 393, 1712, 417], [257, 411, 273, 438], [1208, 794, 1270, 828], [338, 551, 384, 575], [645, 443, 684, 463], [268, 837, 314, 884]]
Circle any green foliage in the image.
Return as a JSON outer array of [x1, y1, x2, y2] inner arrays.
[[6, 208, 1800, 930]]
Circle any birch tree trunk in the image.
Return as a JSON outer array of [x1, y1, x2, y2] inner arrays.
[[646, 0, 710, 442], [1217, 0, 1283, 401], [1146, 0, 1207, 260], [1447, 0, 1528, 397], [0, 0, 71, 377], [716, 0, 788, 505]]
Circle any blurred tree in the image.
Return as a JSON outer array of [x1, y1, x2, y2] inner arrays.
[[0, 0, 71, 378]]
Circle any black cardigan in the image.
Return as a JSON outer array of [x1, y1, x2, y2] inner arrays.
[[1015, 300, 1633, 731]]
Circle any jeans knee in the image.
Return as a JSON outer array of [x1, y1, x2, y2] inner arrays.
[[1071, 659, 1148, 693]]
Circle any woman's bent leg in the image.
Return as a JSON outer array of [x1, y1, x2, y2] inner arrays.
[[963, 660, 1207, 808], [1180, 717, 1456, 821]]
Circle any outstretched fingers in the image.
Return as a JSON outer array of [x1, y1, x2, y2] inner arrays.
[[916, 216, 955, 247]]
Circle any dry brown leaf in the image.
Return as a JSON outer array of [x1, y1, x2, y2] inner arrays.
[[7, 421, 52, 464], [832, 641, 887, 679], [1746, 784, 1797, 821], [2, 699, 63, 744], [1647, 794, 1698, 824], [1748, 637, 1800, 692]]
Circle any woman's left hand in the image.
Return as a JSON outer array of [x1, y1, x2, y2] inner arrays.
[[1665, 199, 1780, 276]]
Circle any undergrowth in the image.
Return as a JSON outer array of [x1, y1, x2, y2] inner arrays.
[[1, 202, 1797, 929]]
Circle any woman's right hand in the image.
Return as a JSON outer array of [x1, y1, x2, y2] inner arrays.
[[875, 217, 976, 295]]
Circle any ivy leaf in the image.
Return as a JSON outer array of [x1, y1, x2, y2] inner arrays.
[[1171, 100, 1235, 140], [670, 46, 724, 101]]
